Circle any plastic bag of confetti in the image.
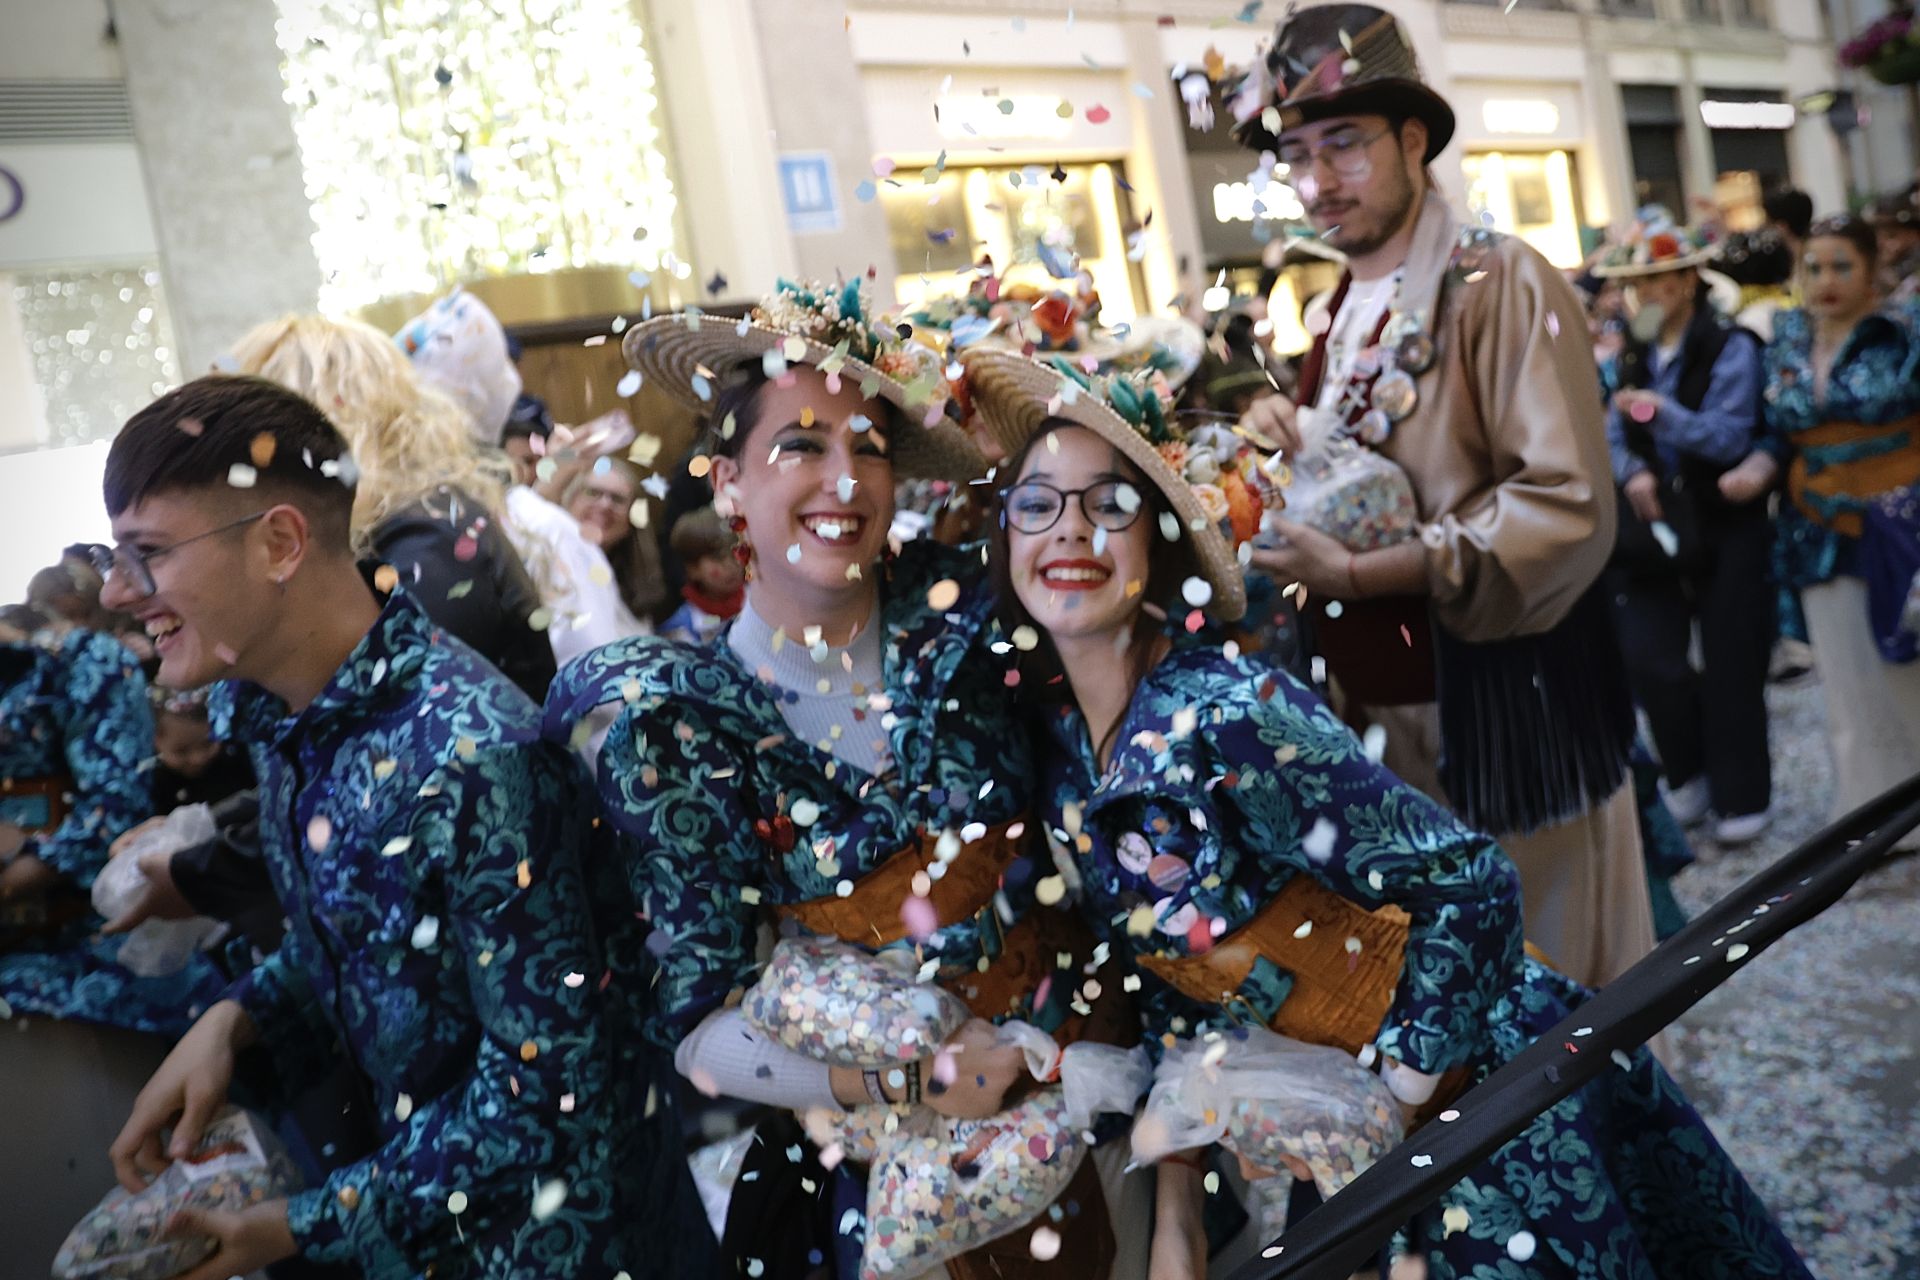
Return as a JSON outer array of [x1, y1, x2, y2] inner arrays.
[[742, 934, 970, 1068], [1269, 442, 1419, 553], [54, 1107, 300, 1280], [817, 1088, 1088, 1279], [90, 805, 221, 977], [1129, 1026, 1403, 1201]]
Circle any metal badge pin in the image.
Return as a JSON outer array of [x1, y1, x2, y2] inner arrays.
[[1372, 368, 1419, 421], [1356, 409, 1394, 444], [1394, 331, 1435, 375]]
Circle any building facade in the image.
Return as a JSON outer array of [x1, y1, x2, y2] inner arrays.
[[0, 0, 1911, 593]]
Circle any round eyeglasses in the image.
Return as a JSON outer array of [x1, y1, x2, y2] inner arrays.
[[1276, 125, 1392, 178], [85, 511, 268, 600], [999, 481, 1144, 536]]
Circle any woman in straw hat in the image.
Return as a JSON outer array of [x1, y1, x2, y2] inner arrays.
[[543, 281, 1147, 1280], [962, 348, 1808, 1279]]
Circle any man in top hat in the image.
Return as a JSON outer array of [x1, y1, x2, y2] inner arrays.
[[1232, 3, 1659, 994]]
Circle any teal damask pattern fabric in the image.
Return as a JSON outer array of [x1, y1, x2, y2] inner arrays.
[[1762, 302, 1920, 591], [543, 538, 1029, 1048], [219, 583, 691, 1279], [0, 628, 153, 885], [1039, 642, 1811, 1278], [0, 628, 226, 1036]]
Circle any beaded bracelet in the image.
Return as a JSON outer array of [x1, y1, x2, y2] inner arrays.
[[862, 1068, 888, 1106]]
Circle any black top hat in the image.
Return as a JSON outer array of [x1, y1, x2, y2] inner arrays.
[[1231, 4, 1455, 162]]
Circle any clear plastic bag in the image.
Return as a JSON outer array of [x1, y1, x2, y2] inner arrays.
[[53, 1107, 300, 1280], [808, 1090, 1087, 1280], [1268, 442, 1419, 553], [1129, 1026, 1404, 1201], [90, 806, 221, 977], [742, 934, 970, 1068]]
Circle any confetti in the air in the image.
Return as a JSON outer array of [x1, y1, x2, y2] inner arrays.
[[530, 1178, 568, 1220]]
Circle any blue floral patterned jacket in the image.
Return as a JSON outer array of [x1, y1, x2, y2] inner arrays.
[[0, 629, 231, 1037], [216, 584, 653, 1280], [544, 538, 1028, 1048], [1762, 302, 1920, 589], [0, 628, 152, 886], [1038, 642, 1524, 1077]]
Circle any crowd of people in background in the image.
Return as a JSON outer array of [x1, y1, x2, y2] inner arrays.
[[3, 4, 1919, 1276]]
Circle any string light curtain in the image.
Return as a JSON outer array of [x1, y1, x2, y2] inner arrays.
[[9, 267, 181, 448], [271, 0, 681, 315]]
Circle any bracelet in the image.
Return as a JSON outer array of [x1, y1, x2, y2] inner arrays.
[[903, 1059, 922, 1105], [861, 1068, 888, 1106]]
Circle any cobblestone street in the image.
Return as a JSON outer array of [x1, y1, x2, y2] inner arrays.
[[1666, 677, 1920, 1280]]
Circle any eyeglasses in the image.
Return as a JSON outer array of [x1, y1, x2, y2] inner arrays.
[[1276, 126, 1392, 178], [86, 511, 269, 600], [999, 481, 1144, 535]]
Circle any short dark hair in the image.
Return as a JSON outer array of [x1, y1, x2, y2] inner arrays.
[[1763, 188, 1814, 241], [669, 507, 735, 564], [1807, 213, 1878, 267], [105, 375, 356, 549], [1714, 229, 1793, 288]]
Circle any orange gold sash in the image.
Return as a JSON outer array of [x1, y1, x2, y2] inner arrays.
[[1788, 415, 1920, 538], [0, 775, 70, 835], [1136, 873, 1410, 1057]]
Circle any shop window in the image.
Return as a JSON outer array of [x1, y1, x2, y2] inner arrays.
[[1623, 85, 1686, 216], [879, 162, 1144, 321], [1462, 150, 1586, 269]]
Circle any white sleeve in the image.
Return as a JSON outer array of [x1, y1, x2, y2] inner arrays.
[[547, 535, 651, 665], [673, 1006, 842, 1112]]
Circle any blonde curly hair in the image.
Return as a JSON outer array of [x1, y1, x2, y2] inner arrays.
[[228, 314, 509, 549]]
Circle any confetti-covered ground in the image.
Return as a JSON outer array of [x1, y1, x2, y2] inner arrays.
[[1665, 676, 1920, 1280]]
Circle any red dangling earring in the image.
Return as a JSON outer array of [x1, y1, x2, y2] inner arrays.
[[728, 514, 753, 583]]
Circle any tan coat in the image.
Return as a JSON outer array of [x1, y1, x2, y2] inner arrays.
[[1377, 192, 1616, 644]]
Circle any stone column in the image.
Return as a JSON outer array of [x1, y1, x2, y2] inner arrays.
[[112, 0, 320, 372], [1125, 21, 1207, 313], [647, 0, 800, 298], [747, 0, 895, 298], [1674, 54, 1719, 212]]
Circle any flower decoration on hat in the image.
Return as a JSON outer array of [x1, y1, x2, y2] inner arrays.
[[1592, 207, 1720, 278], [1040, 357, 1283, 548], [622, 278, 983, 482], [911, 256, 1105, 358], [753, 278, 943, 400]]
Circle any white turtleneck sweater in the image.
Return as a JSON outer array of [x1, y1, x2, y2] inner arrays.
[[673, 592, 891, 1115], [723, 595, 891, 778]]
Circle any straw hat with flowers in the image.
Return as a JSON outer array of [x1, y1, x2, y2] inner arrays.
[[964, 349, 1286, 623], [622, 278, 985, 482]]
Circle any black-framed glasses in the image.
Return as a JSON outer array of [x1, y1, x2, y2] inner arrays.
[[999, 481, 1144, 535], [1276, 126, 1392, 177], [86, 511, 269, 600]]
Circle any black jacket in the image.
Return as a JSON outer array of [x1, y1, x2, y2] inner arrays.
[[372, 486, 556, 701]]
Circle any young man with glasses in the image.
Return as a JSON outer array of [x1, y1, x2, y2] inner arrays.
[[1233, 5, 1657, 994], [94, 374, 711, 1280]]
